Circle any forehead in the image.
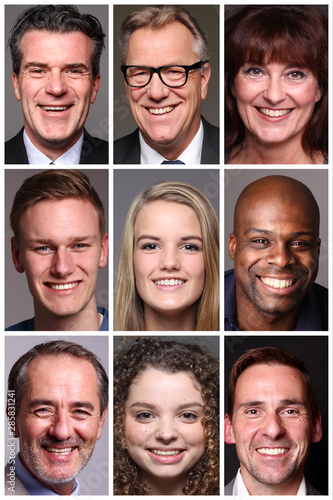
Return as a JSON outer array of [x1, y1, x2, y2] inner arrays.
[[127, 368, 203, 403], [234, 363, 307, 404], [237, 189, 318, 236], [19, 29, 94, 64], [126, 22, 196, 64], [19, 197, 100, 236], [135, 200, 201, 232]]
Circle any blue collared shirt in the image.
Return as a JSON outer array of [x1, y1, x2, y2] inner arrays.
[[15, 453, 79, 495], [224, 269, 328, 331], [23, 129, 84, 164]]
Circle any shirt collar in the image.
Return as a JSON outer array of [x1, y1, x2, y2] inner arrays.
[[139, 119, 203, 164], [15, 453, 79, 495], [233, 468, 307, 495], [23, 129, 84, 164]]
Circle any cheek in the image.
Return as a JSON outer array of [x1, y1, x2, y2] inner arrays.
[[126, 87, 145, 105]]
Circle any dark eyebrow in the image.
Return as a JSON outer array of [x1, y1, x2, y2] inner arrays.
[[237, 399, 308, 411], [245, 228, 317, 238], [129, 401, 203, 410], [29, 399, 95, 412], [23, 62, 90, 71]]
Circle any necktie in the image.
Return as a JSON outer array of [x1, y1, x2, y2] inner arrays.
[[161, 160, 185, 164]]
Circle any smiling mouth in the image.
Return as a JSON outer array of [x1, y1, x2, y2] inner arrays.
[[257, 107, 293, 117], [43, 446, 76, 455], [39, 105, 72, 112], [260, 277, 295, 289], [150, 449, 183, 456], [257, 447, 289, 456], [154, 279, 185, 286], [148, 106, 175, 115], [46, 282, 79, 290]]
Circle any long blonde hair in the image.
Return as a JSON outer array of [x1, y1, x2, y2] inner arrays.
[[114, 181, 219, 331]]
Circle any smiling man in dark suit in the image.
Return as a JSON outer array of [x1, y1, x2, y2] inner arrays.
[[6, 5, 108, 165], [114, 6, 219, 165]]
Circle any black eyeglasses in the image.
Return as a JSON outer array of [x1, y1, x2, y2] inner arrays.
[[121, 61, 206, 88]]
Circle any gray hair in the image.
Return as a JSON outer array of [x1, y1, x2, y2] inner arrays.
[[7, 340, 108, 417], [119, 6, 209, 66], [9, 5, 105, 78]]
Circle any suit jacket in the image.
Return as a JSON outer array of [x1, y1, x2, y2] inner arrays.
[[114, 116, 219, 164], [5, 463, 29, 495], [5, 128, 108, 164], [224, 476, 322, 495]]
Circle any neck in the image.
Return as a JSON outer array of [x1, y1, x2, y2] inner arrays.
[[25, 127, 82, 162], [241, 467, 304, 495], [144, 305, 196, 331], [235, 289, 301, 331], [230, 134, 323, 165], [34, 298, 101, 331]]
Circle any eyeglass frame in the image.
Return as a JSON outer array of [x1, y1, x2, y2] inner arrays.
[[121, 61, 208, 88]]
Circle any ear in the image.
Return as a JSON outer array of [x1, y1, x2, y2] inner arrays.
[[200, 62, 211, 100], [311, 411, 322, 443], [12, 72, 21, 101], [90, 74, 101, 104], [228, 233, 237, 260], [99, 233, 109, 269], [11, 237, 25, 273], [96, 407, 108, 441], [224, 413, 236, 444], [314, 86, 322, 103]]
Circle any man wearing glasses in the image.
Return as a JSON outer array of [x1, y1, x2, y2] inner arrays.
[[114, 5, 219, 164]]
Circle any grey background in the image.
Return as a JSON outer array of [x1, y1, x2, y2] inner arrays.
[[5, 335, 109, 495], [113, 4, 219, 141], [224, 169, 328, 288], [113, 169, 219, 272], [5, 5, 109, 143], [5, 169, 109, 329], [224, 335, 328, 495]]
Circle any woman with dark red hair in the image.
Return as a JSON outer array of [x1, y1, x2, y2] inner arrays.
[[225, 6, 327, 165]]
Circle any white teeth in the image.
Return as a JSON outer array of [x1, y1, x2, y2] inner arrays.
[[40, 106, 70, 111], [260, 277, 294, 289], [154, 279, 184, 286], [151, 449, 182, 456], [257, 448, 289, 455], [259, 108, 292, 117], [149, 106, 175, 115], [45, 447, 74, 455], [50, 282, 78, 290]]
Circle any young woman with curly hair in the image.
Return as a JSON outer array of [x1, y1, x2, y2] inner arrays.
[[114, 337, 219, 495]]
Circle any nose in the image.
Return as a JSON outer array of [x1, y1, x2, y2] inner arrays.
[[263, 75, 285, 104], [155, 417, 178, 442], [265, 242, 295, 268], [260, 412, 285, 440], [48, 410, 74, 441], [51, 248, 75, 277], [159, 247, 180, 271], [45, 68, 68, 96], [146, 73, 170, 101]]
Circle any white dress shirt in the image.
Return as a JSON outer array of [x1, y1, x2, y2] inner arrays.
[[23, 129, 84, 164]]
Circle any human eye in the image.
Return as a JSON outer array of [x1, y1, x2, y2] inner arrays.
[[72, 409, 91, 419], [35, 245, 52, 253], [244, 66, 265, 78], [34, 407, 53, 417], [251, 238, 269, 245], [180, 243, 200, 251], [142, 243, 159, 251], [285, 70, 306, 81], [290, 240, 314, 251], [28, 67, 46, 76], [179, 412, 199, 422], [135, 411, 155, 421], [245, 408, 260, 416]]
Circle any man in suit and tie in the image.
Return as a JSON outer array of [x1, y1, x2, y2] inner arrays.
[[6, 5, 108, 164], [114, 5, 219, 164], [224, 346, 323, 495]]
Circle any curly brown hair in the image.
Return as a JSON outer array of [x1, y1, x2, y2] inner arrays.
[[114, 337, 219, 495]]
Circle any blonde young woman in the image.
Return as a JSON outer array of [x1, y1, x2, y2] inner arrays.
[[114, 181, 219, 331]]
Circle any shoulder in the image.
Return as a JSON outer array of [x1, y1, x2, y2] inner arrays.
[[5, 463, 30, 495], [98, 306, 109, 331], [80, 130, 109, 164], [224, 477, 236, 495], [225, 269, 236, 287], [306, 480, 322, 495], [5, 128, 28, 164], [5, 318, 35, 331], [201, 117, 219, 164], [114, 129, 140, 164]]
